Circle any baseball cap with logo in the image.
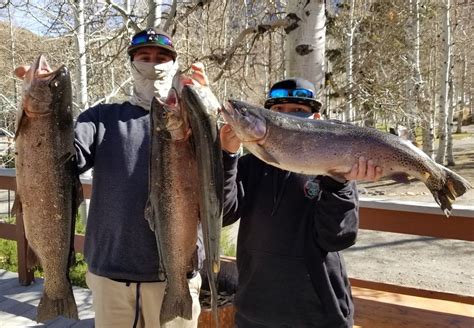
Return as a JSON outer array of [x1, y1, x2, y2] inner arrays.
[[127, 28, 177, 61], [264, 78, 322, 113]]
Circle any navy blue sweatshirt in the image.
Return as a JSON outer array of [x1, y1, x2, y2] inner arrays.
[[223, 152, 358, 328], [74, 101, 203, 282]]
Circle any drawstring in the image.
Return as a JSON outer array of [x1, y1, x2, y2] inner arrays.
[[132, 282, 141, 328]]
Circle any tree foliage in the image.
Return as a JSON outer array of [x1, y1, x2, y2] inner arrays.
[[0, 0, 472, 162]]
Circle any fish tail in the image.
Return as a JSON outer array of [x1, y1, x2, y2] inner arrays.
[[209, 270, 220, 328], [160, 284, 193, 324], [429, 165, 473, 217], [36, 286, 78, 322]]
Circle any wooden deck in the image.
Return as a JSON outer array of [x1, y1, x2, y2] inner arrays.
[[0, 270, 94, 327]]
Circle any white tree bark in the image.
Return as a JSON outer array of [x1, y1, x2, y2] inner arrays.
[[446, 78, 455, 165], [72, 0, 88, 112], [456, 53, 466, 133], [285, 0, 325, 97], [7, 6, 18, 107], [147, 0, 163, 28], [344, 0, 356, 122], [435, 0, 451, 164]]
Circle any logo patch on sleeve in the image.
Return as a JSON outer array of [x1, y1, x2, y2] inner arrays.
[[304, 179, 320, 200]]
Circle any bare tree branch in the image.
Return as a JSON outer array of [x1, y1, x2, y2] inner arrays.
[[206, 17, 295, 82], [162, 0, 177, 32], [105, 0, 140, 32]]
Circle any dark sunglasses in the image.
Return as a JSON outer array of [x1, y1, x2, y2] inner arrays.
[[268, 88, 314, 99], [131, 30, 174, 48]]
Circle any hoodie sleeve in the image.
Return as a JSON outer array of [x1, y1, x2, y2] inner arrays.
[[74, 106, 99, 175], [222, 152, 249, 227], [312, 176, 359, 252]]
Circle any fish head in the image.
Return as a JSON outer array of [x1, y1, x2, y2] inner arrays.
[[151, 89, 190, 141], [15, 55, 72, 136], [222, 99, 267, 143]]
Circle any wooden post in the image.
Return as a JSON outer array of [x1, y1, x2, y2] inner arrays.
[[15, 212, 35, 286]]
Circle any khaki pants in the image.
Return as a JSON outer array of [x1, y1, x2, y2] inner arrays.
[[86, 271, 201, 328]]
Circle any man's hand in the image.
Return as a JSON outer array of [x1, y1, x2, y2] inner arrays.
[[190, 62, 209, 86], [344, 157, 383, 182], [220, 124, 242, 154]]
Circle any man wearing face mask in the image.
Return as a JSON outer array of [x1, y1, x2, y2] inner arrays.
[[74, 28, 205, 327], [219, 78, 383, 327]]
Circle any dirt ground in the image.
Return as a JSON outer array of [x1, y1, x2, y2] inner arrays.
[[342, 124, 474, 297]]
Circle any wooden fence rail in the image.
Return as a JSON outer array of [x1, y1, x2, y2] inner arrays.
[[1, 168, 473, 306]]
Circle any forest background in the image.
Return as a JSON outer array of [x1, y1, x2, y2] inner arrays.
[[0, 0, 472, 166]]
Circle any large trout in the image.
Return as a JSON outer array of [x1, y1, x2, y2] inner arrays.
[[145, 82, 200, 324], [222, 100, 472, 216], [182, 84, 223, 325], [13, 55, 82, 322]]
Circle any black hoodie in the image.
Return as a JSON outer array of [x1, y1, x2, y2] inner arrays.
[[223, 152, 359, 328]]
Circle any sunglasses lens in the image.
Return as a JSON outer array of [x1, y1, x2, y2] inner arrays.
[[269, 89, 289, 98], [292, 89, 314, 98], [269, 88, 314, 99], [131, 32, 174, 48], [156, 35, 173, 46], [131, 33, 149, 46]]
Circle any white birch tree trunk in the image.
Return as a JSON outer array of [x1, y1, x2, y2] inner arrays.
[[7, 6, 19, 107], [72, 0, 88, 112], [147, 0, 163, 28], [446, 78, 455, 165], [410, 0, 433, 155], [344, 0, 356, 123], [456, 53, 466, 133], [285, 0, 325, 98], [435, 0, 451, 164]]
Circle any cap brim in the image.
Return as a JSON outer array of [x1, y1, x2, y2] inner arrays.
[[127, 44, 177, 60], [264, 97, 322, 113]]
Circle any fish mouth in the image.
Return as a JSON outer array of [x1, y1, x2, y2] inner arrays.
[[23, 56, 69, 118], [222, 100, 267, 143], [221, 101, 239, 127]]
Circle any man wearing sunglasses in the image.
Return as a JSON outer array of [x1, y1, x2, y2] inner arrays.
[[220, 78, 382, 327], [74, 28, 206, 327]]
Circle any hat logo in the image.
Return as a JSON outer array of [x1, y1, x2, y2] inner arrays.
[[304, 179, 320, 200]]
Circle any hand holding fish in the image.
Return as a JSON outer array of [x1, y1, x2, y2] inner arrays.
[[344, 157, 383, 182], [220, 124, 241, 154], [189, 62, 209, 86]]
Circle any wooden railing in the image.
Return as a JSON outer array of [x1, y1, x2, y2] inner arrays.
[[1, 168, 473, 325], [0, 168, 91, 285]]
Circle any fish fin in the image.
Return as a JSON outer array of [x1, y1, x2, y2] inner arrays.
[[12, 194, 22, 217], [36, 286, 78, 322], [145, 199, 165, 278], [429, 166, 473, 217], [27, 246, 40, 268], [14, 108, 26, 140], [144, 199, 155, 231], [389, 173, 411, 184], [160, 283, 193, 324], [70, 173, 83, 268], [59, 152, 74, 166], [255, 145, 280, 165], [208, 268, 220, 328], [11, 195, 40, 268]]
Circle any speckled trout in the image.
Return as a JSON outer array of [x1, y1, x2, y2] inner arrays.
[[13, 55, 82, 322], [145, 80, 199, 324], [222, 100, 472, 216], [182, 84, 223, 326]]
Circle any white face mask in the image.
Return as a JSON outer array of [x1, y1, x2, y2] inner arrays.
[[129, 59, 179, 111]]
